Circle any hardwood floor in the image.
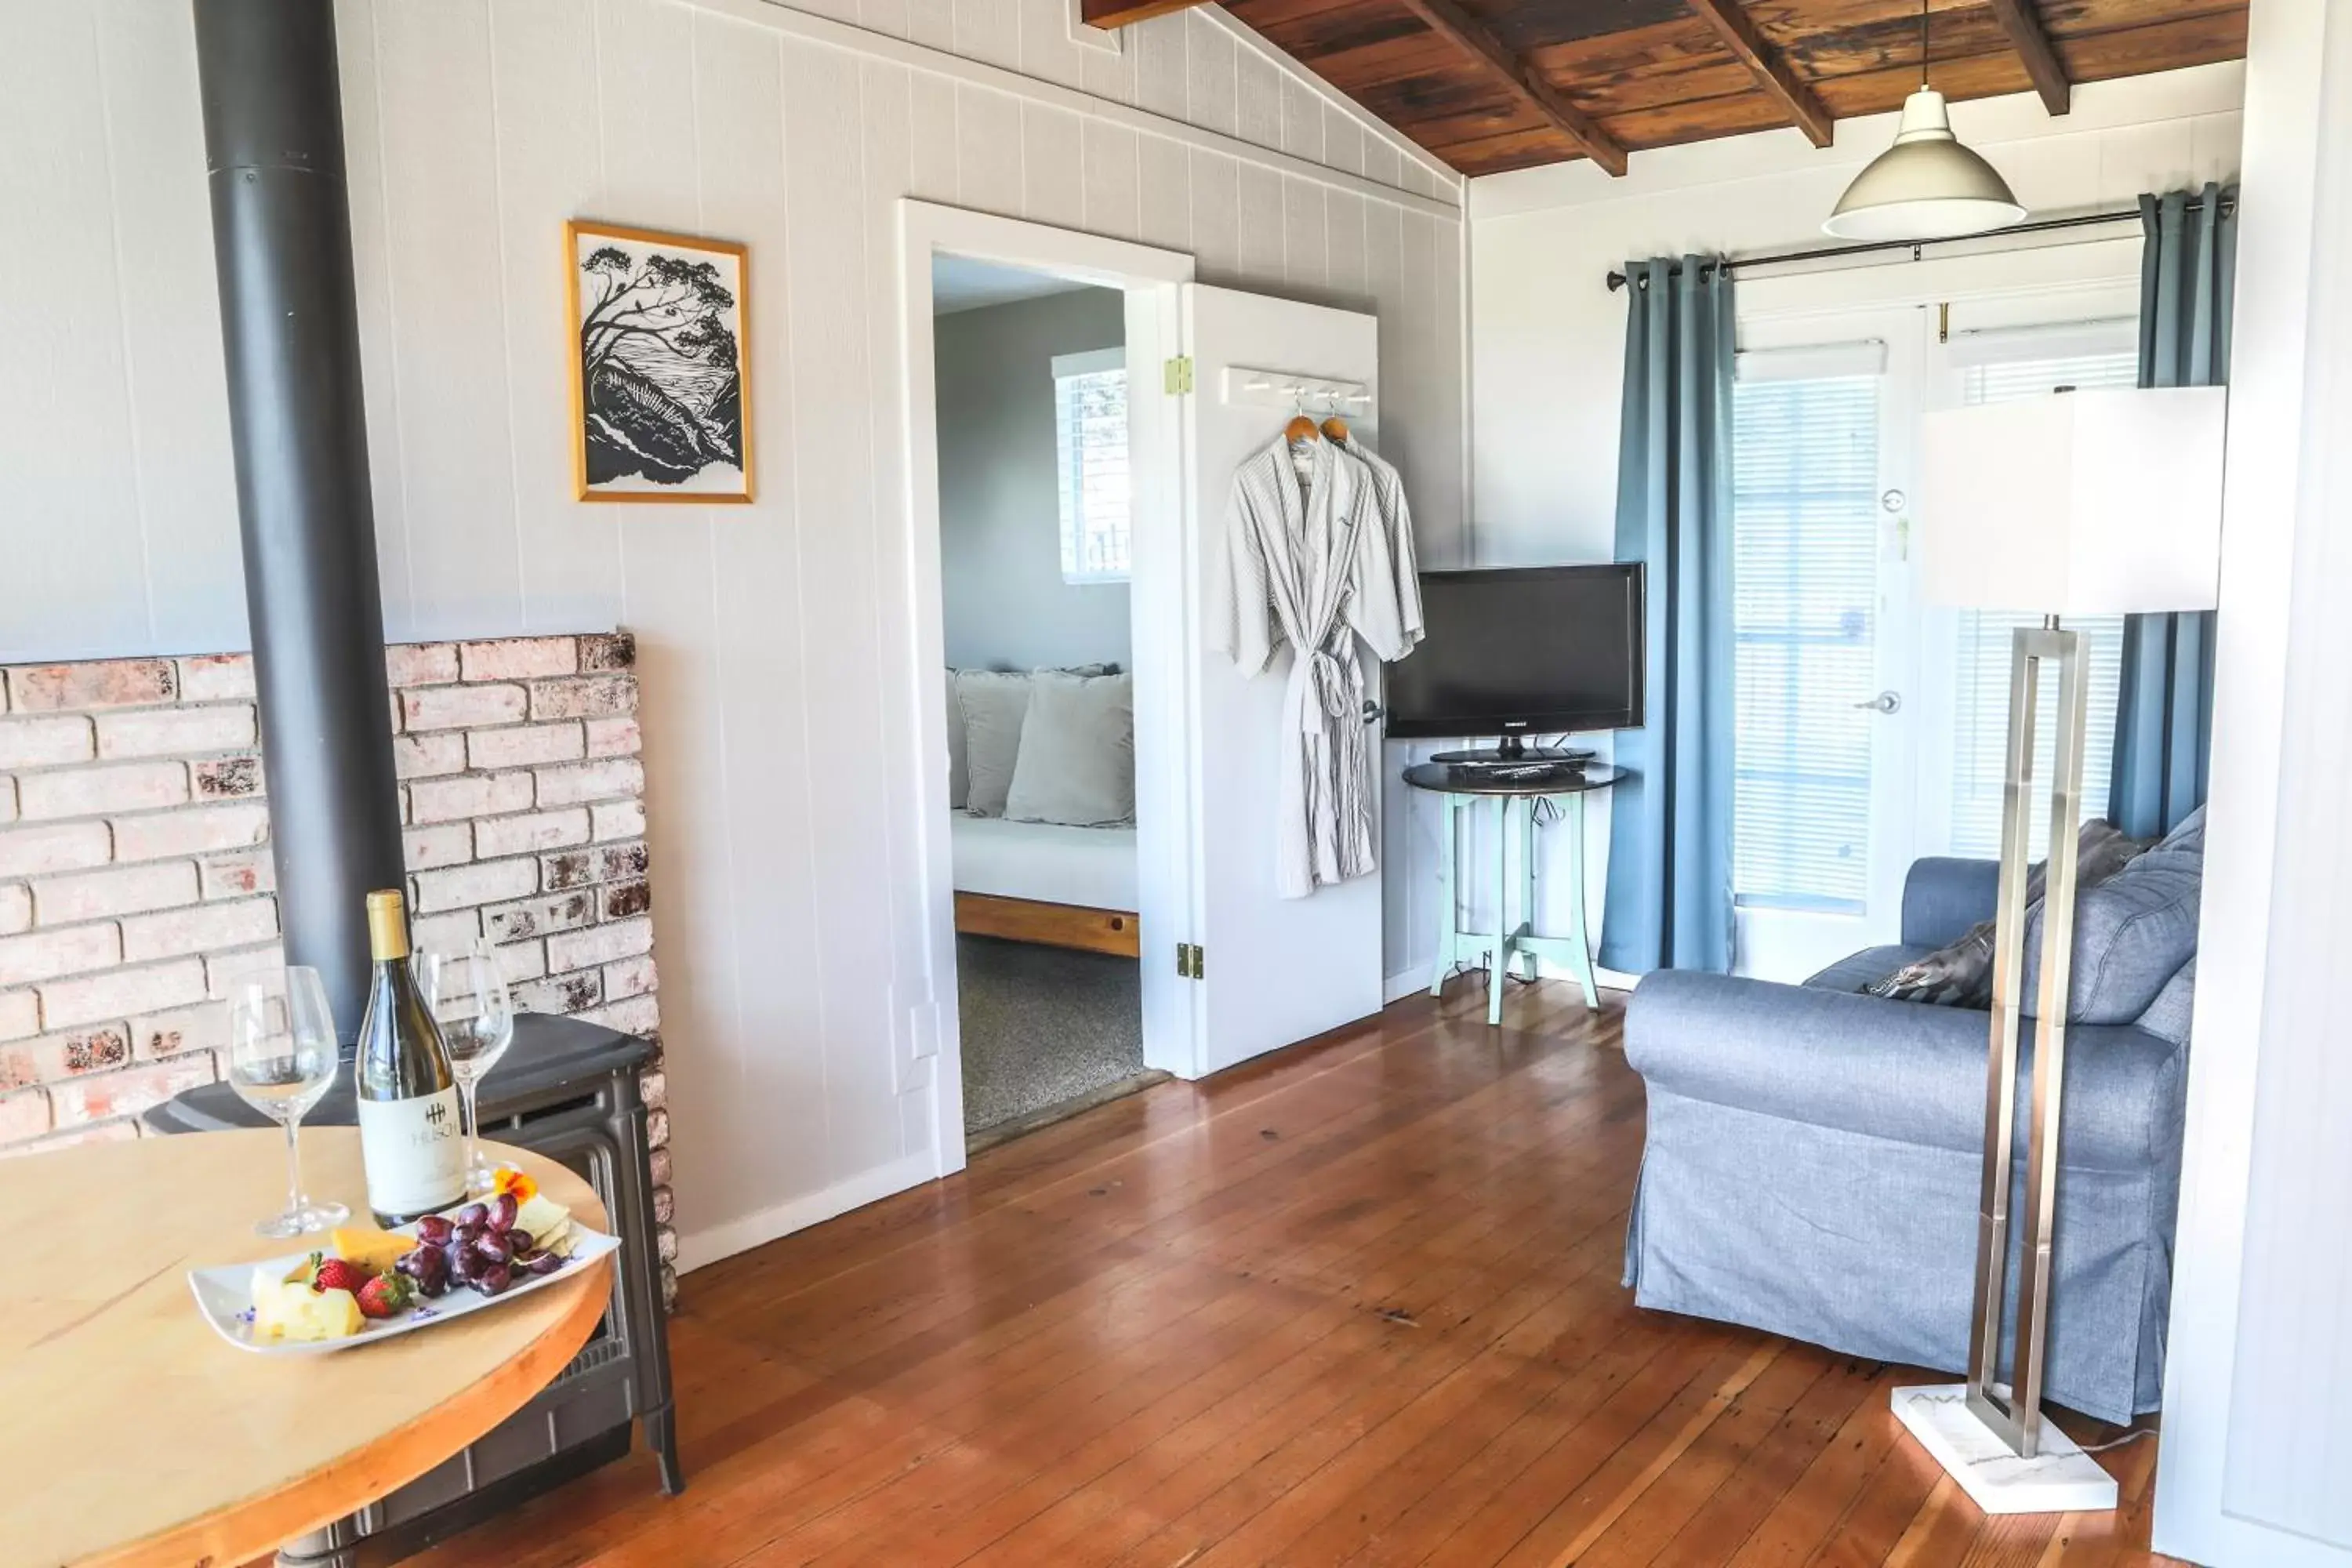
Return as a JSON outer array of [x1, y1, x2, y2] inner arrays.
[[416, 980, 2187, 1567]]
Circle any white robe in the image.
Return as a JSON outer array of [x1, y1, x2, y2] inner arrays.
[[1335, 431, 1425, 653], [1211, 435, 1411, 898]]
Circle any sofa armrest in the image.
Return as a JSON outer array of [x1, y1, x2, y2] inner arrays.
[[1624, 971, 2187, 1173], [1902, 858, 2001, 948]]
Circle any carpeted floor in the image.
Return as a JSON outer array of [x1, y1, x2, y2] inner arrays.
[[956, 934, 1149, 1138]]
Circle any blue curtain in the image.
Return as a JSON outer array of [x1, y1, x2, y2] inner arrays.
[[1600, 257, 1736, 975], [2111, 184, 2234, 837]]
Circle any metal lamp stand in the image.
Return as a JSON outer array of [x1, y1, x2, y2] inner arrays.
[[1889, 617, 2120, 1515]]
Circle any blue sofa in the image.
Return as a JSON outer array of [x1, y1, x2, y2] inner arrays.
[[1621, 822, 2202, 1425]]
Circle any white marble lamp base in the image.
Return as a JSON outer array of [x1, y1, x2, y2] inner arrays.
[[1891, 1385, 2119, 1515]]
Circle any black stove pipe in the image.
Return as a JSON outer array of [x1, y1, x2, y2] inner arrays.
[[194, 0, 406, 1050]]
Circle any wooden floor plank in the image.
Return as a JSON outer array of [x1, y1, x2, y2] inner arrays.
[[408, 983, 2187, 1568], [1642, 1356, 1889, 1568]]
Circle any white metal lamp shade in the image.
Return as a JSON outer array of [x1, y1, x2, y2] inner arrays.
[[1824, 89, 2027, 241]]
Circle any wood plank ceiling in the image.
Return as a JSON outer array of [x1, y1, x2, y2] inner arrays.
[[1089, 0, 2250, 179]]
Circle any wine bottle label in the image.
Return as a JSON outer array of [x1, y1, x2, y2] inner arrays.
[[356, 1087, 466, 1214]]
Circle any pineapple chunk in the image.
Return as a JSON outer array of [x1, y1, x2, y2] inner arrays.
[[250, 1269, 365, 1342], [331, 1225, 416, 1276]]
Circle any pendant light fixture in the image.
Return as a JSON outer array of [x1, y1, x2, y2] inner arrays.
[[1824, 0, 2027, 240]]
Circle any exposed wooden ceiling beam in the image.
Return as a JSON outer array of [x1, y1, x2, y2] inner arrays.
[[1987, 0, 2072, 115], [1078, 0, 1208, 31], [1392, 0, 1631, 176], [1682, 0, 1834, 148]]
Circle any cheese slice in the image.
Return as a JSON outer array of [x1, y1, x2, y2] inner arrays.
[[513, 1192, 575, 1257], [331, 1225, 417, 1276]]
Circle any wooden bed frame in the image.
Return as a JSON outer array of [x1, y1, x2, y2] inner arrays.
[[953, 892, 1140, 958]]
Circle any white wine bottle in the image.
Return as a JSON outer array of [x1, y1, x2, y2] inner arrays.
[[355, 888, 466, 1225]]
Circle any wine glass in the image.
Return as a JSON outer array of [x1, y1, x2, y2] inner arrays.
[[417, 940, 517, 1196], [227, 966, 349, 1237]]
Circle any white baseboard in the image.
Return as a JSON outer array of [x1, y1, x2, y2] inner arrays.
[[673, 1149, 937, 1275], [1385, 965, 1432, 1004]]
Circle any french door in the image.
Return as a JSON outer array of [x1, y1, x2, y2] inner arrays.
[[1730, 296, 2144, 982], [1730, 308, 1923, 981]]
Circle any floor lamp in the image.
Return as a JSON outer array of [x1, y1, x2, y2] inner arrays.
[[1897, 384, 2228, 1514]]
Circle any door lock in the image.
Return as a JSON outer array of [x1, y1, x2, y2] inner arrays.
[[1853, 691, 1902, 714]]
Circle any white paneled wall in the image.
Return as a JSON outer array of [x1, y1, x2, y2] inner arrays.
[[0, 0, 1466, 1265]]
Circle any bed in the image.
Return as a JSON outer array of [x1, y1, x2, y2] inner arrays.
[[950, 815, 1140, 957]]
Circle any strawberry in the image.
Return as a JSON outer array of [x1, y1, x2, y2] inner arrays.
[[355, 1271, 416, 1320], [311, 1257, 369, 1296]]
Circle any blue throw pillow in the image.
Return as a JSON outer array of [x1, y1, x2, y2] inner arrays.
[[2021, 847, 2202, 1025]]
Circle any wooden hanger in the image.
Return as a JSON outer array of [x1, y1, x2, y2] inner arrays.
[[1284, 412, 1321, 444], [1319, 408, 1350, 442]]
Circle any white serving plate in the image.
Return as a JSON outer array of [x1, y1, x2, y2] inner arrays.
[[187, 1215, 620, 1356]]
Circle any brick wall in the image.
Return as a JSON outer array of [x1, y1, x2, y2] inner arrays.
[[0, 633, 673, 1296]]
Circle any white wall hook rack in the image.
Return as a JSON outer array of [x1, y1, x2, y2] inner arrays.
[[1223, 365, 1377, 425]]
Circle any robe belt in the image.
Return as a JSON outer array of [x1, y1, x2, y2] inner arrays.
[[1299, 642, 1364, 735]]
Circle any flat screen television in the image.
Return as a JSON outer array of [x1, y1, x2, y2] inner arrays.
[[1383, 564, 1646, 741]]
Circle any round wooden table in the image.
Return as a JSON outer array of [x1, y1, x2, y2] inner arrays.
[[0, 1129, 612, 1568]]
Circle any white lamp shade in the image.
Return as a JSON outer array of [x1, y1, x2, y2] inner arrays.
[[1824, 89, 2027, 241], [1918, 386, 2228, 615]]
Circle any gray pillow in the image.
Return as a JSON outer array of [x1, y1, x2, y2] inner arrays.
[[1004, 671, 1134, 828], [945, 669, 969, 811], [1869, 819, 2150, 1008], [2154, 804, 2207, 856], [954, 670, 1030, 817], [2021, 845, 2202, 1024]]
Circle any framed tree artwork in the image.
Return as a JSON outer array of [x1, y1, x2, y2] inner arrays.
[[564, 220, 752, 502]]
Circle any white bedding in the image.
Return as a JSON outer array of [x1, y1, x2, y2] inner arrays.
[[950, 815, 1138, 913]]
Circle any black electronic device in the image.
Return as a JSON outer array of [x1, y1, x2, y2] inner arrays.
[[1384, 564, 1646, 742]]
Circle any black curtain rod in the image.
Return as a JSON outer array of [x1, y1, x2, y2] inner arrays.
[[1604, 198, 2234, 292]]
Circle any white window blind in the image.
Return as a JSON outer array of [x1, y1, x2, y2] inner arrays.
[[1946, 342, 2142, 859], [1731, 372, 1882, 913], [1053, 347, 1131, 583]]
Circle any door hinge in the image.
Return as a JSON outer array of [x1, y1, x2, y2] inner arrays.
[[1175, 942, 1204, 979], [1163, 355, 1194, 395]]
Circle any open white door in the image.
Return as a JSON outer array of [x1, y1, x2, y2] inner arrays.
[[1179, 284, 1385, 1076]]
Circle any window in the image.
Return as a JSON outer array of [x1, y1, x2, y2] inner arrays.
[[1731, 364, 1883, 913], [1944, 334, 2141, 859], [1053, 347, 1131, 583]]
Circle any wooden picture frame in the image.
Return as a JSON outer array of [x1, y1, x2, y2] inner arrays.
[[564, 219, 753, 503]]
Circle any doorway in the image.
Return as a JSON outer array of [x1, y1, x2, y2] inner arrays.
[[927, 256, 1163, 1149], [897, 204, 1194, 1171], [897, 201, 1389, 1176]]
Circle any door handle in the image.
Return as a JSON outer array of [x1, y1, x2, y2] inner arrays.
[[1853, 691, 1902, 714]]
